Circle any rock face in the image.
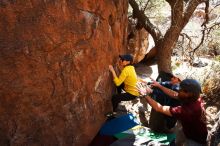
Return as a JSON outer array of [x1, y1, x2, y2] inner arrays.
[[127, 21, 149, 63], [0, 1, 128, 145]]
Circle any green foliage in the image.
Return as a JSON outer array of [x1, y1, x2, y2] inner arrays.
[[214, 55, 220, 62], [171, 60, 181, 71], [212, 27, 220, 38], [171, 65, 178, 71]]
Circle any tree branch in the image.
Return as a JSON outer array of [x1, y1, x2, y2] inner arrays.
[[202, 0, 209, 26], [190, 0, 209, 55], [209, 3, 220, 14], [143, 0, 150, 12], [207, 22, 220, 34], [191, 26, 206, 55], [170, 0, 184, 26], [180, 33, 192, 45], [129, 0, 162, 42], [183, 0, 206, 26]]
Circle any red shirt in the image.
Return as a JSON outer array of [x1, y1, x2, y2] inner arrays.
[[170, 97, 207, 144]]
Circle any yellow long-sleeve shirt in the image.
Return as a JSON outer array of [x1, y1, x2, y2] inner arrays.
[[113, 65, 139, 96]]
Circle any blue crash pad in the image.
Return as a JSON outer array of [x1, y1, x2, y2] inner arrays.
[[100, 114, 139, 135]]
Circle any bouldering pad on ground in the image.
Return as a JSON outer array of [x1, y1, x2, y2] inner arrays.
[[99, 114, 139, 136], [114, 125, 175, 145]]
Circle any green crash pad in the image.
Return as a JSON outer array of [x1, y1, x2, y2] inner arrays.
[[114, 125, 175, 145]]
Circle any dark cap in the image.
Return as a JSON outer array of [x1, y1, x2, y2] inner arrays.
[[119, 54, 133, 62], [180, 79, 202, 94]]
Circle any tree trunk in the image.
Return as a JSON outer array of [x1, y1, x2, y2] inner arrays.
[[157, 25, 183, 72], [156, 42, 172, 73]]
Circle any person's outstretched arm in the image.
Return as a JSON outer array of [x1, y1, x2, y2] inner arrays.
[[151, 80, 179, 99], [145, 95, 172, 116]]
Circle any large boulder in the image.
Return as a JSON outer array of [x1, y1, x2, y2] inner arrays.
[[127, 20, 149, 63], [0, 1, 128, 145]]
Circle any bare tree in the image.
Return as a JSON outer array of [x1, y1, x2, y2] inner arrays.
[[129, 0, 208, 73]]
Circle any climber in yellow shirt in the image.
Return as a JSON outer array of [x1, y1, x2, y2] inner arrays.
[[108, 54, 139, 115]]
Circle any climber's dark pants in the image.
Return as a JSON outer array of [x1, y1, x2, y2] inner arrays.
[[112, 92, 136, 112]]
